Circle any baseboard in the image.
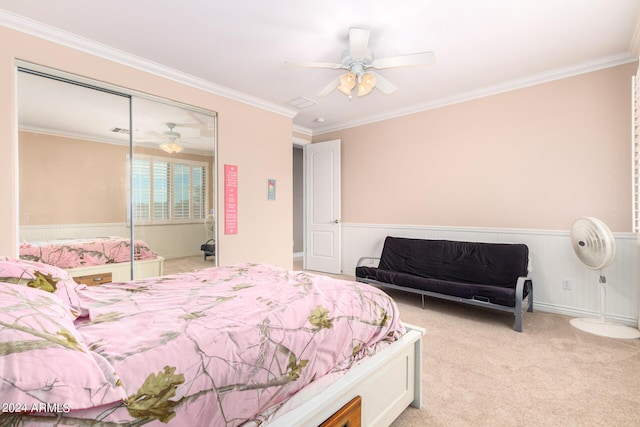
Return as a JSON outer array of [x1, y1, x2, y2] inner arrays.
[[534, 302, 639, 328]]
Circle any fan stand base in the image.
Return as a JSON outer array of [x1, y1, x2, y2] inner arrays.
[[570, 318, 640, 339]]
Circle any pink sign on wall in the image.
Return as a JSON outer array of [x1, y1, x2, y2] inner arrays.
[[224, 164, 238, 235]]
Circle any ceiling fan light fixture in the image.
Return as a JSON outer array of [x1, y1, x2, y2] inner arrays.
[[160, 140, 184, 154], [158, 122, 184, 153], [338, 72, 356, 95], [357, 73, 377, 96]]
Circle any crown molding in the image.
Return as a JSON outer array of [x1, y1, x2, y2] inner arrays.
[[20, 126, 213, 156], [19, 125, 125, 146], [0, 10, 298, 120], [313, 52, 638, 135], [292, 124, 313, 137]]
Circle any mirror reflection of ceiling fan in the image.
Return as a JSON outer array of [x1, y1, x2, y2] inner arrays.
[[138, 115, 213, 154], [137, 122, 184, 154], [158, 123, 183, 154], [288, 27, 435, 98]]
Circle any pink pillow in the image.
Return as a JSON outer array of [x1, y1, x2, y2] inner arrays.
[[0, 256, 84, 317], [0, 282, 126, 411]]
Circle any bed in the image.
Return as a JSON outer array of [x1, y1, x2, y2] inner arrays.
[[19, 237, 164, 282], [0, 257, 423, 426]]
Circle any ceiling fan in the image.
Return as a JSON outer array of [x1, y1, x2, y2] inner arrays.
[[145, 123, 184, 154], [288, 27, 435, 98], [136, 119, 214, 153]]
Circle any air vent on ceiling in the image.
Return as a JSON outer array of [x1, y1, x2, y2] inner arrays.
[[110, 127, 130, 134], [286, 96, 317, 109]]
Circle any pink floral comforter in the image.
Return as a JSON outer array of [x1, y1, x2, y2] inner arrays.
[[19, 237, 158, 268], [3, 263, 405, 426]]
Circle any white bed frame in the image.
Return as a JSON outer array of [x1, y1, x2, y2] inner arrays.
[[66, 257, 164, 282], [268, 323, 425, 427]]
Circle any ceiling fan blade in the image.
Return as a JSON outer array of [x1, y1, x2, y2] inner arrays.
[[349, 27, 370, 59], [176, 112, 214, 137], [285, 61, 344, 69], [175, 122, 202, 129], [318, 76, 342, 96], [188, 110, 208, 125], [369, 71, 397, 95], [370, 51, 436, 69], [176, 125, 213, 138], [143, 130, 164, 139], [179, 112, 208, 128]]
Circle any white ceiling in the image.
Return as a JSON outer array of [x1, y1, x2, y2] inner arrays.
[[2, 0, 640, 136]]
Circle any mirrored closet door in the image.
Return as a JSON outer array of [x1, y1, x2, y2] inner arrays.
[[130, 97, 217, 274], [17, 67, 217, 283]]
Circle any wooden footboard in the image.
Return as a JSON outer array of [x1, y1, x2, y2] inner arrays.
[[67, 257, 164, 283], [267, 323, 424, 427]]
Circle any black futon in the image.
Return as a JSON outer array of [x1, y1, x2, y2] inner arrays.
[[200, 239, 215, 261], [355, 236, 533, 332]]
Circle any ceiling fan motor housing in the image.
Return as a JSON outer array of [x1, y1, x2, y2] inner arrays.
[[341, 49, 373, 78], [164, 123, 181, 141]]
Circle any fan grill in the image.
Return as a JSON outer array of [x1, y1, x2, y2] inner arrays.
[[570, 217, 615, 270]]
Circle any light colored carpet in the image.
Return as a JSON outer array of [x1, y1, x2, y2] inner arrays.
[[163, 255, 215, 275], [387, 288, 640, 427], [165, 258, 640, 426]]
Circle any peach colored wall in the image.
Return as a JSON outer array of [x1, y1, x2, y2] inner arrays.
[[217, 101, 293, 264], [18, 131, 215, 225], [0, 27, 293, 268], [316, 63, 636, 232], [19, 132, 127, 225]]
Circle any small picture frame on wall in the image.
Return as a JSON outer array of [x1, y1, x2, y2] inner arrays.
[[267, 179, 276, 200]]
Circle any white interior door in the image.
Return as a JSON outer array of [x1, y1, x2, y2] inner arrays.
[[305, 139, 341, 274]]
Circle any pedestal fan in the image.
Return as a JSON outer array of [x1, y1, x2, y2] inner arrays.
[[569, 217, 640, 339]]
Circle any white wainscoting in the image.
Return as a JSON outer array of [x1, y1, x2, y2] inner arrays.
[[19, 223, 129, 241], [19, 223, 208, 259], [341, 223, 639, 326]]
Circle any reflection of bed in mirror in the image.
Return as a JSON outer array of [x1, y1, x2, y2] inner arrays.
[[19, 236, 164, 283]]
